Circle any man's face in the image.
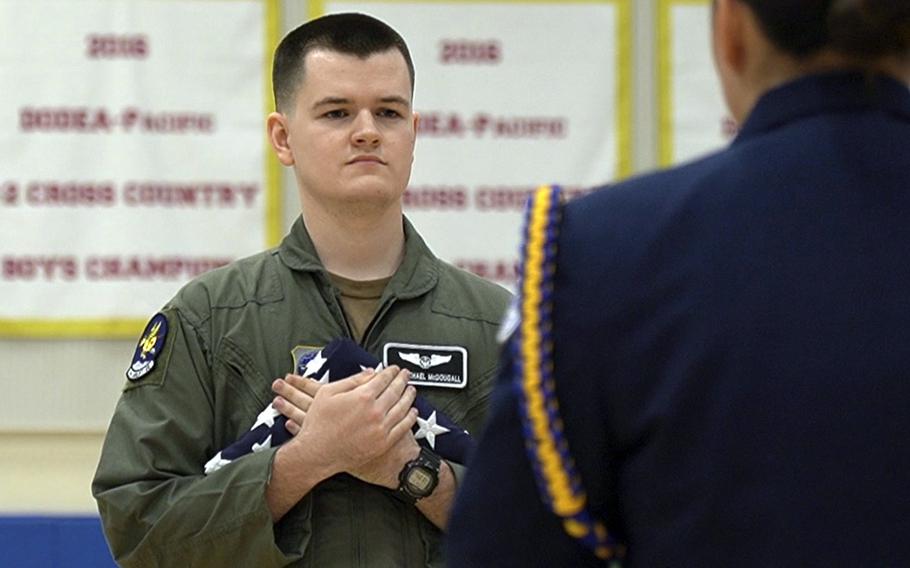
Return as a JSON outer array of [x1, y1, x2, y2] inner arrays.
[[276, 48, 417, 214]]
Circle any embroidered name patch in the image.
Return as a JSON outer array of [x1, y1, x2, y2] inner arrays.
[[384, 342, 467, 389], [127, 313, 169, 381]]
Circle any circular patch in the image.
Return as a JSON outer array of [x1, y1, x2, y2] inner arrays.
[[291, 344, 323, 375], [127, 313, 169, 381]]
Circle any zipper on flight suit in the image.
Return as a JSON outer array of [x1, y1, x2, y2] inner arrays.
[[326, 280, 392, 567], [360, 295, 396, 349], [321, 278, 355, 341], [324, 275, 395, 348]]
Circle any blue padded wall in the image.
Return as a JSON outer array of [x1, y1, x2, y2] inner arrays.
[[0, 516, 116, 567]]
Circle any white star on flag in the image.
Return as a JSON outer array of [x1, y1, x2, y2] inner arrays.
[[415, 410, 450, 449], [303, 350, 328, 377], [252, 404, 281, 430], [203, 453, 231, 474], [252, 434, 272, 453]]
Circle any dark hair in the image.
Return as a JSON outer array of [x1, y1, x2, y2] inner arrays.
[[272, 13, 415, 112], [740, 0, 910, 58]]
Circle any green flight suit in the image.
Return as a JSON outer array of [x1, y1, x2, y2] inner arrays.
[[92, 217, 510, 567]]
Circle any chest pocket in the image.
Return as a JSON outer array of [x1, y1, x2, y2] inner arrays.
[[211, 337, 273, 449], [212, 340, 317, 560]]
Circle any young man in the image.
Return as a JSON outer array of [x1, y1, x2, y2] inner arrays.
[[93, 14, 509, 567]]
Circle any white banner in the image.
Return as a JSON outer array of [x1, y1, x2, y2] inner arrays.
[[318, 0, 632, 288], [657, 0, 732, 166], [0, 0, 280, 336]]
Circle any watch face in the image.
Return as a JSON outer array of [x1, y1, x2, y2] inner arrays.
[[406, 467, 434, 494]]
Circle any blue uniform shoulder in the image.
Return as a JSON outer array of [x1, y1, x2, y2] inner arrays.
[[570, 150, 734, 222]]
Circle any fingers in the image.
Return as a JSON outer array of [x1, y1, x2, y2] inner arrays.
[[376, 368, 412, 410], [386, 407, 419, 444], [285, 373, 323, 397], [324, 367, 377, 393], [272, 376, 316, 413], [285, 419, 301, 436], [383, 383, 417, 426], [273, 395, 307, 426], [273, 375, 318, 428], [357, 365, 404, 399]]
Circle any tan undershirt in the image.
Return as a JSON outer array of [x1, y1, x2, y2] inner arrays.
[[327, 272, 392, 343]]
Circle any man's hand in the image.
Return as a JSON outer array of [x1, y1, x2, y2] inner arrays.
[[266, 365, 418, 521], [348, 427, 421, 489], [274, 365, 418, 477], [274, 367, 423, 488], [272, 367, 456, 529], [272, 373, 320, 435], [272, 368, 421, 488]]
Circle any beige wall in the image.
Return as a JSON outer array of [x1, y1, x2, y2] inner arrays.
[[0, 432, 106, 513], [0, 0, 660, 515], [0, 341, 132, 513]]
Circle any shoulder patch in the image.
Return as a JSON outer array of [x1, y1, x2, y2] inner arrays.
[[291, 344, 324, 375], [127, 313, 169, 381]]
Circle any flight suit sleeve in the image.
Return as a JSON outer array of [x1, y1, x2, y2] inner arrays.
[[92, 307, 300, 567]]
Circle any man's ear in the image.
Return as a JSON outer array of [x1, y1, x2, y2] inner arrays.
[[267, 112, 294, 166], [713, 0, 748, 77], [412, 111, 420, 139]]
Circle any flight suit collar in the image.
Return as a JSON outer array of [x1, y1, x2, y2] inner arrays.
[[277, 214, 438, 300], [277, 215, 323, 272], [734, 71, 910, 144]]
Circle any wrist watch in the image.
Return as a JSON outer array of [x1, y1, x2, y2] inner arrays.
[[395, 447, 441, 504]]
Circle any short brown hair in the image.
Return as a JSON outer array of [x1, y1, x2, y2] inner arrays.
[[272, 13, 415, 113]]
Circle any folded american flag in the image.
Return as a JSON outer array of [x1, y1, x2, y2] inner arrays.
[[205, 338, 474, 474]]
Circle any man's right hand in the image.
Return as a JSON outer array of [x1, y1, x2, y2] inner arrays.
[[266, 365, 418, 521], [292, 365, 418, 475]]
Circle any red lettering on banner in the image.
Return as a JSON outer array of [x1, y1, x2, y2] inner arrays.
[[120, 108, 214, 133], [475, 185, 590, 211], [2, 181, 260, 207], [122, 182, 259, 207], [84, 256, 231, 281], [403, 185, 468, 210], [86, 34, 149, 59], [475, 186, 536, 211], [19, 107, 112, 132], [471, 113, 567, 139], [2, 256, 79, 281], [26, 181, 116, 206], [454, 259, 519, 284], [416, 112, 567, 139], [439, 40, 501, 64], [417, 112, 465, 137], [18, 107, 214, 134], [2, 181, 19, 205]]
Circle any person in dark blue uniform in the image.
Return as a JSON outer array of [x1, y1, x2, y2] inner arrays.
[[447, 1, 910, 566]]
